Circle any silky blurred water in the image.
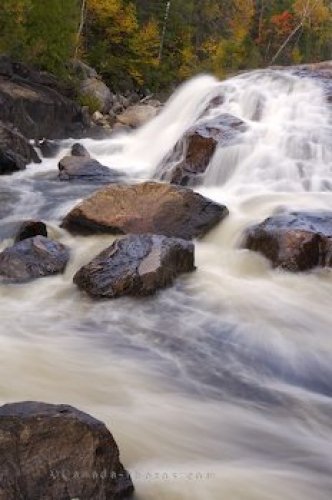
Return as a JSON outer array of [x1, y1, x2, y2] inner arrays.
[[0, 69, 332, 499]]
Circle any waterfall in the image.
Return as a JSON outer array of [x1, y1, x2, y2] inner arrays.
[[1, 68, 332, 500]]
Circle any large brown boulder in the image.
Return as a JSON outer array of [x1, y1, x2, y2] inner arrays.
[[0, 401, 134, 500], [242, 211, 332, 271], [158, 114, 246, 185], [74, 233, 195, 298], [0, 121, 40, 174], [62, 181, 228, 239], [0, 235, 69, 281]]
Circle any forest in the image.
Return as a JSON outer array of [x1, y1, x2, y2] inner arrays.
[[0, 0, 331, 91]]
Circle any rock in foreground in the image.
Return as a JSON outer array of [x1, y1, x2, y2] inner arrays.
[[74, 234, 195, 298], [243, 211, 332, 271], [0, 235, 69, 281], [0, 401, 134, 500], [62, 181, 228, 239]]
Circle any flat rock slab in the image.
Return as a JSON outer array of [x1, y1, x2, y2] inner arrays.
[[62, 181, 228, 239], [0, 235, 69, 281], [74, 234, 195, 298], [0, 401, 134, 500], [58, 155, 120, 183], [243, 211, 332, 271]]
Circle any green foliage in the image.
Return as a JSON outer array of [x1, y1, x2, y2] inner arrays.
[[0, 0, 331, 90], [0, 0, 80, 77], [77, 93, 101, 113]]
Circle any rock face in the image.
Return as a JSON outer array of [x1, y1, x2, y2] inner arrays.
[[80, 77, 113, 114], [74, 234, 195, 298], [158, 114, 246, 185], [0, 236, 69, 281], [58, 145, 121, 183], [0, 56, 85, 139], [242, 211, 332, 271], [14, 220, 48, 242], [0, 401, 134, 500], [0, 121, 40, 174], [116, 104, 158, 128], [62, 181, 228, 239]]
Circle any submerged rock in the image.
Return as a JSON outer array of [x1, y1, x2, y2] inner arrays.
[[0, 235, 69, 281], [74, 233, 195, 298], [242, 211, 332, 271], [158, 114, 246, 185], [0, 121, 40, 174], [14, 220, 48, 242], [62, 181, 228, 239], [0, 401, 134, 500]]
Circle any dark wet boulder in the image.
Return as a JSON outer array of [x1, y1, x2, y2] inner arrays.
[[242, 211, 332, 271], [14, 220, 48, 242], [158, 114, 246, 185], [58, 154, 120, 183], [0, 121, 40, 174], [0, 235, 69, 281], [74, 233, 195, 298], [71, 142, 90, 157], [62, 181, 228, 239], [37, 139, 61, 158], [0, 401, 134, 500]]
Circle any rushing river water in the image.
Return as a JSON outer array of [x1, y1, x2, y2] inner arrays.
[[1, 69, 332, 499]]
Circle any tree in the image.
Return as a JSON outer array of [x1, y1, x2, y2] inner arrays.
[[0, 0, 80, 76]]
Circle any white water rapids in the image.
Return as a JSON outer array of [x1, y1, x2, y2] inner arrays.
[[1, 69, 332, 499]]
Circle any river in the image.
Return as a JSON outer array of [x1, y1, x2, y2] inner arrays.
[[0, 68, 332, 499]]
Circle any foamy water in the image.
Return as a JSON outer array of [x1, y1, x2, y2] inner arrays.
[[0, 69, 332, 499]]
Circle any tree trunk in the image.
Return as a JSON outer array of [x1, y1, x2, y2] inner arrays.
[[158, 0, 171, 64], [75, 0, 86, 59]]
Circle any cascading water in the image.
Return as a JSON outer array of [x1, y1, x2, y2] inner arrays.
[[1, 68, 332, 500]]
